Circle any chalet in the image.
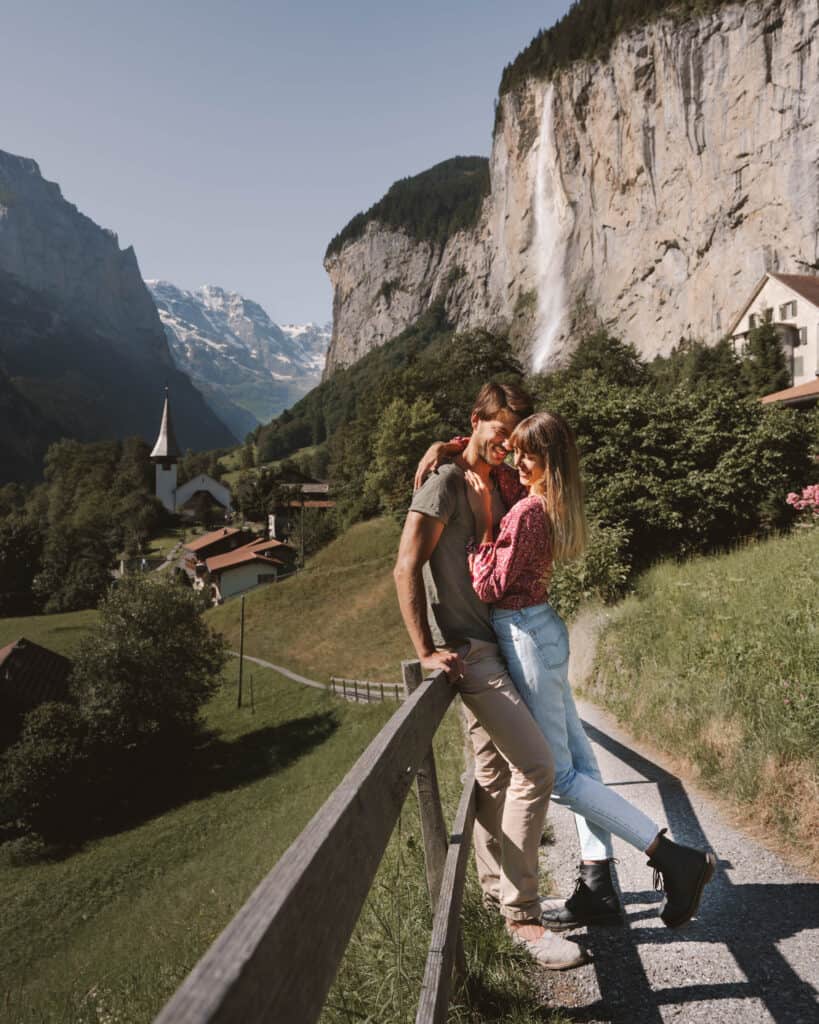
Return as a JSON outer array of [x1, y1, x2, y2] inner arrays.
[[183, 526, 253, 564], [205, 547, 288, 600], [237, 536, 298, 565], [0, 638, 71, 712], [268, 482, 335, 541], [730, 273, 819, 388]]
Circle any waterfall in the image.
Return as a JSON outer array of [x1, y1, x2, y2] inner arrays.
[[532, 84, 573, 373]]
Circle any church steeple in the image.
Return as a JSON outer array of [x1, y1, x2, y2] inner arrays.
[[150, 386, 181, 466], [151, 387, 180, 513]]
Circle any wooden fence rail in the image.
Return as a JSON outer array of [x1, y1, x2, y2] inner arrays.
[[154, 661, 477, 1024], [329, 675, 405, 702]]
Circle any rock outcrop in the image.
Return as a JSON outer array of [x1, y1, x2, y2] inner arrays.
[[0, 150, 236, 482], [325, 0, 819, 373]]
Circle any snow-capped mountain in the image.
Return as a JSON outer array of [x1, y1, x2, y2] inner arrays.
[[147, 281, 329, 439]]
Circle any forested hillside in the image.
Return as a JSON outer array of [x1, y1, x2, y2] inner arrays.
[[325, 156, 490, 258], [499, 0, 734, 97]]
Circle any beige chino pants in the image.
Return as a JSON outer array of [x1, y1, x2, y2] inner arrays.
[[456, 637, 555, 922]]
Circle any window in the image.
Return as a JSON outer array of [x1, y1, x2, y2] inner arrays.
[[764, 307, 774, 321], [780, 303, 789, 319], [792, 300, 798, 316], [749, 313, 757, 329], [794, 356, 804, 378], [799, 326, 807, 346]]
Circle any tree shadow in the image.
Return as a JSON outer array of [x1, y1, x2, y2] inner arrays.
[[543, 720, 819, 1024], [20, 712, 339, 859]]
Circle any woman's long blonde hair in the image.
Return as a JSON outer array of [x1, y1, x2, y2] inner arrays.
[[510, 411, 587, 563]]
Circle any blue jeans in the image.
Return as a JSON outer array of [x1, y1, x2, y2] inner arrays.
[[491, 603, 660, 861]]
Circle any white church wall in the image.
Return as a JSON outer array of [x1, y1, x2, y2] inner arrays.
[[175, 474, 233, 513]]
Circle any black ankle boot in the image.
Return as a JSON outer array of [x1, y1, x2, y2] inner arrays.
[[540, 861, 623, 930], [646, 829, 717, 928]]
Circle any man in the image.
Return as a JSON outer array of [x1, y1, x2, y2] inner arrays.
[[393, 381, 587, 970]]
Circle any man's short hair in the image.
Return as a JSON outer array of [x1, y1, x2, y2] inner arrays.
[[472, 381, 534, 422]]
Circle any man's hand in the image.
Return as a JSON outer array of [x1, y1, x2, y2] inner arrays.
[[420, 648, 465, 684]]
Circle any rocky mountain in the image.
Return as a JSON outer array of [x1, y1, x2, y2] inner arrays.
[[324, 0, 819, 375], [0, 150, 236, 482], [147, 280, 329, 439]]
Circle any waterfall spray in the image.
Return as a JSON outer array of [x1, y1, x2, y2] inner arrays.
[[532, 84, 573, 373]]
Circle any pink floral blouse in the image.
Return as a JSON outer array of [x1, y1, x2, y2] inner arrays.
[[447, 436, 551, 607], [468, 494, 552, 609]]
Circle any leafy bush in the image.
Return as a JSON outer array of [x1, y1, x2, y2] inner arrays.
[[550, 519, 632, 620], [537, 359, 812, 571], [649, 337, 743, 393], [72, 576, 227, 748], [1, 578, 228, 849], [0, 702, 88, 843]]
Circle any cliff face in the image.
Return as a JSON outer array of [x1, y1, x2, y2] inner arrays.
[[0, 151, 236, 480], [325, 0, 819, 373], [0, 152, 171, 364]]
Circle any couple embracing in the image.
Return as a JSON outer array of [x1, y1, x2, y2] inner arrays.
[[393, 381, 716, 970]]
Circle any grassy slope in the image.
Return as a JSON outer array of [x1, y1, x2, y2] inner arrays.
[[588, 526, 819, 868], [0, 609, 98, 658], [1, 667, 393, 1023], [2, 516, 566, 1024], [1, 522, 409, 1023], [207, 516, 413, 681]]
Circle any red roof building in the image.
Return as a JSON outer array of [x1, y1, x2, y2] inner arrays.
[[0, 638, 72, 711], [183, 527, 252, 560]]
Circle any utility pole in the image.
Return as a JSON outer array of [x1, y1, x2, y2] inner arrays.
[[237, 595, 245, 708], [299, 499, 305, 570]]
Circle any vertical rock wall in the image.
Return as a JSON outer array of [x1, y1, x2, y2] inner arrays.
[[324, 0, 819, 373]]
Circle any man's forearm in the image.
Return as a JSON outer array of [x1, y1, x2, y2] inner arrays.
[[394, 562, 436, 660]]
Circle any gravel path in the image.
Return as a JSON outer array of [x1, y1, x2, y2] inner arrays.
[[536, 696, 819, 1023]]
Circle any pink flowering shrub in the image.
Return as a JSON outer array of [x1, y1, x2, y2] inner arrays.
[[786, 483, 819, 519]]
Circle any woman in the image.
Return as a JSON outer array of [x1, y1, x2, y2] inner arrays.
[[459, 411, 716, 930]]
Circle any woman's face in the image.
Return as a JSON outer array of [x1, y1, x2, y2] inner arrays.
[[513, 447, 546, 490]]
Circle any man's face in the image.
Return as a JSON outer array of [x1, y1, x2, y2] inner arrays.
[[470, 408, 520, 467]]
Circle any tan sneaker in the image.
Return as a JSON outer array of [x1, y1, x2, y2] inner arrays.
[[507, 923, 590, 970]]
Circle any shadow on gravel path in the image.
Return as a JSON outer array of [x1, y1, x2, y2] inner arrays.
[[558, 722, 819, 1024]]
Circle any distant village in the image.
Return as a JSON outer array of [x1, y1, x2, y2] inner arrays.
[[143, 387, 334, 604], [1, 389, 336, 723]]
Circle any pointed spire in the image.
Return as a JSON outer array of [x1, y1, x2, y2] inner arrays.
[[150, 386, 181, 462]]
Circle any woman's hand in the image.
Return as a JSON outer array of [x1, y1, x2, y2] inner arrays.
[[413, 439, 468, 491], [465, 469, 493, 545]]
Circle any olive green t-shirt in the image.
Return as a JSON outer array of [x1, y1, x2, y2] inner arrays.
[[409, 462, 505, 649]]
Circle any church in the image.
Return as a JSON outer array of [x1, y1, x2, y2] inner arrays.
[[149, 388, 233, 515]]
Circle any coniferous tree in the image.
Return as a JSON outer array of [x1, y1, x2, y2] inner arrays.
[[740, 321, 791, 397]]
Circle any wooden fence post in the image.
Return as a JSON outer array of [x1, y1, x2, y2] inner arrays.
[[402, 661, 448, 907]]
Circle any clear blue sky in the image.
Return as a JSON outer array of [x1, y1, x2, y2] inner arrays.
[[1, 1, 572, 324]]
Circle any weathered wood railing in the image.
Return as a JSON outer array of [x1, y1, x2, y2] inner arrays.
[[154, 660, 477, 1024]]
